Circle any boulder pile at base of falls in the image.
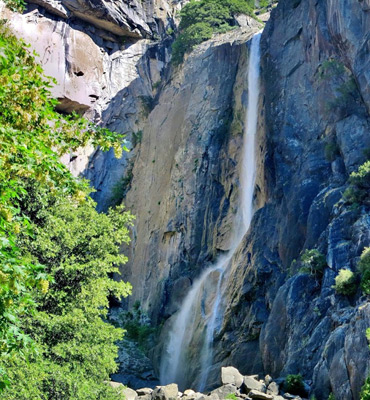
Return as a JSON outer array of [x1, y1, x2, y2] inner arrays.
[[109, 366, 315, 400]]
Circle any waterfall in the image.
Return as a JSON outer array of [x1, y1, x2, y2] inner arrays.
[[160, 32, 262, 391]]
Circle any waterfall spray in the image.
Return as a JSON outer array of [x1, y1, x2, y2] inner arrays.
[[160, 32, 262, 391]]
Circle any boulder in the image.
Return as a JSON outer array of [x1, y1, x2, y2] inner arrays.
[[204, 394, 219, 400], [221, 367, 244, 388], [152, 384, 179, 400], [264, 376, 273, 386], [122, 387, 138, 400], [109, 383, 137, 400], [243, 376, 266, 393], [184, 390, 196, 397], [266, 382, 279, 396], [247, 390, 273, 400], [138, 395, 151, 400], [137, 388, 153, 396], [210, 384, 238, 399]]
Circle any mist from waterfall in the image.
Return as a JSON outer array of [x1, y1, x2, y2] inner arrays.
[[160, 32, 262, 391]]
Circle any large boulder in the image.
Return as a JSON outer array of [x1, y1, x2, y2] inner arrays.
[[152, 384, 179, 400], [210, 383, 238, 399], [137, 388, 153, 396], [109, 382, 138, 400], [247, 390, 273, 400], [221, 367, 244, 388], [243, 376, 266, 393], [266, 382, 279, 396]]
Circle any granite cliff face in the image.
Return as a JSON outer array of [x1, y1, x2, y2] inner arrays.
[[215, 1, 370, 399], [3, 0, 370, 399]]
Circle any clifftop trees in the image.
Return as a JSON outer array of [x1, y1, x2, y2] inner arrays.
[[172, 0, 255, 64]]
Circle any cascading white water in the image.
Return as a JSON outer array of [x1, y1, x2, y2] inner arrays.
[[160, 32, 262, 391]]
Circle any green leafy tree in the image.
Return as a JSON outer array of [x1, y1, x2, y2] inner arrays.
[[2, 188, 133, 399], [0, 25, 128, 390], [300, 249, 327, 276]]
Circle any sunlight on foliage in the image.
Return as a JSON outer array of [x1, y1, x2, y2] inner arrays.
[[172, 0, 255, 65], [0, 24, 130, 393], [333, 269, 356, 296]]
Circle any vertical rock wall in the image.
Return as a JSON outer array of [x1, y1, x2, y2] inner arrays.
[[214, 1, 370, 399]]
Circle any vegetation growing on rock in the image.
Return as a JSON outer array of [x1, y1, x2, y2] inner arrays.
[[300, 249, 327, 276], [172, 0, 255, 65], [359, 248, 370, 295], [284, 374, 306, 396], [333, 269, 357, 296], [343, 160, 370, 205]]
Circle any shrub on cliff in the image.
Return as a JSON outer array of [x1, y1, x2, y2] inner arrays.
[[358, 247, 370, 295], [343, 161, 370, 205], [300, 249, 327, 276], [360, 329, 370, 400], [172, 0, 254, 64], [333, 269, 356, 296]]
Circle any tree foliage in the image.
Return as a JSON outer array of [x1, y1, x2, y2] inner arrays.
[[172, 0, 255, 64], [2, 189, 133, 399], [300, 249, 327, 276], [333, 269, 356, 296], [343, 161, 370, 205], [0, 24, 131, 395]]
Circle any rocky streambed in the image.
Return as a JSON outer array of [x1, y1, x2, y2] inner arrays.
[[110, 367, 312, 400]]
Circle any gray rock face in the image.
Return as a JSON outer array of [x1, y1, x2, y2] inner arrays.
[[210, 0, 370, 398], [122, 26, 260, 331], [25, 0, 187, 39], [221, 367, 244, 388]]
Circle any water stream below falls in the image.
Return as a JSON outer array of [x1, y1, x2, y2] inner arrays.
[[160, 32, 262, 392]]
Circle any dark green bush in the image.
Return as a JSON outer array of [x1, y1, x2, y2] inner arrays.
[[284, 374, 306, 396], [119, 305, 156, 352], [172, 0, 255, 65], [325, 141, 340, 162], [343, 186, 366, 205], [333, 269, 356, 296], [172, 22, 213, 65], [361, 378, 370, 400]]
